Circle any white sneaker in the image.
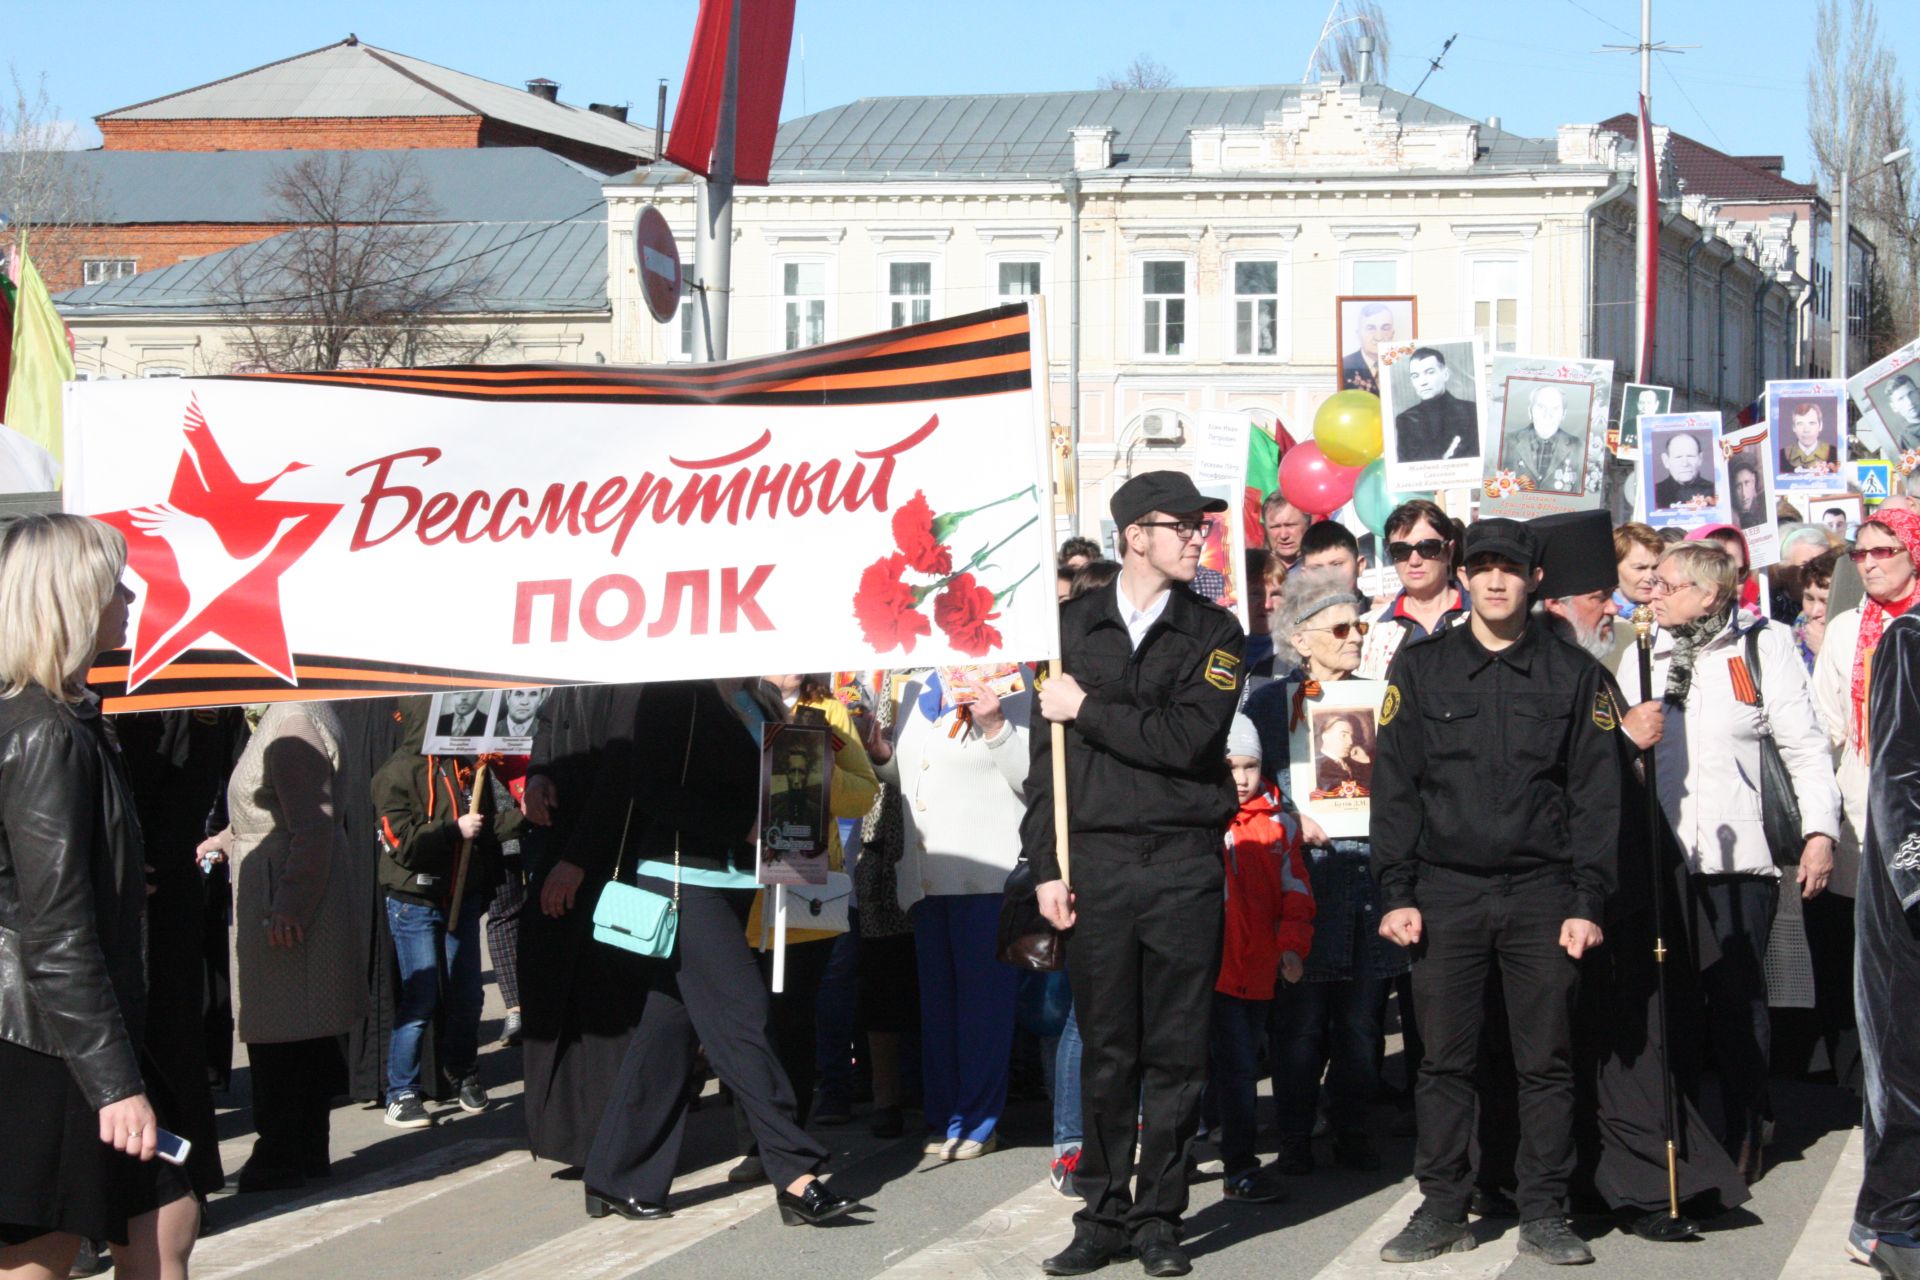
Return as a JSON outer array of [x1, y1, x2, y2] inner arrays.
[[951, 1134, 999, 1161], [924, 1137, 958, 1160]]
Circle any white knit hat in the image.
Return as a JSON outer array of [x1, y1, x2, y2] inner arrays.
[[1225, 713, 1262, 765]]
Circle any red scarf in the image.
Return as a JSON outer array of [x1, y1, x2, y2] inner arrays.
[[1852, 508, 1920, 751]]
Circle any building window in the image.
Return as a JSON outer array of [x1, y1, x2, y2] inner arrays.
[[782, 261, 827, 350], [141, 366, 185, 378], [1470, 258, 1521, 353], [82, 259, 136, 286], [887, 261, 933, 328], [997, 260, 1042, 302], [1141, 260, 1187, 356], [1349, 257, 1400, 294], [1232, 260, 1281, 357]]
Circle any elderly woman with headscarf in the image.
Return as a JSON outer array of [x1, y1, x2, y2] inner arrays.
[[1643, 541, 1840, 1182], [1243, 568, 1406, 1176]]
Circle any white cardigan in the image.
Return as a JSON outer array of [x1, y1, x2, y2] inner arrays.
[[1607, 612, 1840, 877], [875, 672, 1032, 906], [1811, 606, 1868, 893]]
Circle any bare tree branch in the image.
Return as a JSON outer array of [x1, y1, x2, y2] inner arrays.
[[214, 152, 515, 373], [1311, 0, 1391, 84], [0, 67, 99, 286], [1097, 55, 1176, 91]]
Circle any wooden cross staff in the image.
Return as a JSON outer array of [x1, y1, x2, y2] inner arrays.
[[447, 753, 505, 931]]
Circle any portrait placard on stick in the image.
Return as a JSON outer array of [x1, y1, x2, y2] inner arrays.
[[1615, 383, 1672, 461], [1847, 337, 1920, 471], [1379, 338, 1485, 495], [1481, 354, 1614, 519], [757, 718, 832, 887], [1766, 379, 1847, 495], [1638, 412, 1728, 532], [1334, 296, 1417, 394], [1719, 421, 1781, 568]]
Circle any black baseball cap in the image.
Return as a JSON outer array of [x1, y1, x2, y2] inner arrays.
[[1461, 517, 1538, 573], [1110, 470, 1229, 531]]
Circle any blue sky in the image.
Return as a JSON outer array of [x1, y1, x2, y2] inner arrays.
[[12, 0, 1913, 183]]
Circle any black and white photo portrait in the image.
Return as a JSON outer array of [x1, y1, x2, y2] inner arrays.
[[1499, 378, 1593, 496]]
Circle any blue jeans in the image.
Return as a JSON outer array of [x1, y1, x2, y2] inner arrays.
[[913, 894, 1019, 1144], [813, 925, 861, 1105], [1209, 992, 1271, 1175], [1043, 1000, 1084, 1155], [386, 893, 483, 1100], [1269, 972, 1389, 1138]]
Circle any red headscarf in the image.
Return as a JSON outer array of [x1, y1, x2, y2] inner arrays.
[[1851, 507, 1920, 750]]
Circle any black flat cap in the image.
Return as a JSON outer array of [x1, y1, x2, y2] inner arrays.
[[1461, 517, 1538, 573], [1531, 510, 1616, 598], [1110, 470, 1229, 531]]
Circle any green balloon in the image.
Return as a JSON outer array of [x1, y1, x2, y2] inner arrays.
[[1353, 461, 1433, 538]]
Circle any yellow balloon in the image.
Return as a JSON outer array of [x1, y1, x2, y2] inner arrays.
[[1313, 390, 1384, 467]]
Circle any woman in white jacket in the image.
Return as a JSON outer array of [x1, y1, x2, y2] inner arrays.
[[1643, 541, 1840, 1181], [875, 666, 1031, 1161]]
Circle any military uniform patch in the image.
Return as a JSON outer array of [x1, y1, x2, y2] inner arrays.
[[1380, 685, 1401, 725], [1592, 690, 1617, 731], [1203, 649, 1241, 691]]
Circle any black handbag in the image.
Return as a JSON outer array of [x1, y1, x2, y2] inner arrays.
[[995, 859, 1065, 972], [1745, 627, 1805, 867]]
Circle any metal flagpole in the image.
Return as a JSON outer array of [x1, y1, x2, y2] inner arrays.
[[693, 0, 741, 362], [1634, 0, 1653, 383], [1633, 606, 1685, 1223]]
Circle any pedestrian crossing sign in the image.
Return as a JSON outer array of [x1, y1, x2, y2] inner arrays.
[[1856, 460, 1892, 503]]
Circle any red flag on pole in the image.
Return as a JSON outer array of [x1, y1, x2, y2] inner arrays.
[[1636, 94, 1659, 383], [665, 0, 796, 186]]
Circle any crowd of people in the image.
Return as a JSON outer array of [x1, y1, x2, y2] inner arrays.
[[6, 456, 1920, 1278]]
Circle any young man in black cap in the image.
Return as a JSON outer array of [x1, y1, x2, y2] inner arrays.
[[1370, 517, 1621, 1267], [1025, 469, 1245, 1278]]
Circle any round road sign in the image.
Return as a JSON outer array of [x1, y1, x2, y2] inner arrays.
[[634, 205, 682, 325]]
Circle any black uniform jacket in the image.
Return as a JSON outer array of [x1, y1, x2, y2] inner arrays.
[[1368, 618, 1620, 923], [1021, 581, 1245, 882]]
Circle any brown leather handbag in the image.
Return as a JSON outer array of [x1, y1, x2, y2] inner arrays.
[[995, 859, 1065, 971]]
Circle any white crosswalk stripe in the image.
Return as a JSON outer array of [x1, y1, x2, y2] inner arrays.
[[463, 1155, 761, 1280], [1305, 1185, 1520, 1280], [871, 1174, 1076, 1279], [190, 1139, 521, 1279], [1777, 1126, 1868, 1280]]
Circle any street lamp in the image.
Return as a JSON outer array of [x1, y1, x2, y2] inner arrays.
[[1833, 145, 1912, 384]]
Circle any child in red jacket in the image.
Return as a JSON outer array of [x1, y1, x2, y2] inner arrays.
[[1213, 713, 1315, 1202]]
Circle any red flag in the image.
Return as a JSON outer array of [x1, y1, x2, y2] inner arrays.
[[665, 0, 796, 186], [0, 273, 15, 415], [1637, 94, 1659, 383]]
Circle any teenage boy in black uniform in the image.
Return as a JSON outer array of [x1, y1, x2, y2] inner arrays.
[[1025, 470, 1245, 1279], [1369, 517, 1620, 1268]]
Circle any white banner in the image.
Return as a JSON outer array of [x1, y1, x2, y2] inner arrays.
[[63, 306, 1058, 711]]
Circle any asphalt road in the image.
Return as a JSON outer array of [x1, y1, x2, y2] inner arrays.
[[148, 989, 1875, 1280]]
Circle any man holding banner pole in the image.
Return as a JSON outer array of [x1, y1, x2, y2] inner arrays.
[[1024, 471, 1245, 1278]]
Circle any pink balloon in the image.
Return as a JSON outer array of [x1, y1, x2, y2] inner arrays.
[[1277, 442, 1361, 516]]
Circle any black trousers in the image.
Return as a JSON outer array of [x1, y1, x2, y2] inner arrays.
[[734, 935, 834, 1153], [1409, 865, 1580, 1223], [586, 881, 827, 1204], [1694, 873, 1778, 1151], [1064, 847, 1222, 1243], [247, 1036, 344, 1174]]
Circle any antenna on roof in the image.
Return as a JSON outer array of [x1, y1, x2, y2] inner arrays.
[[1408, 33, 1455, 99]]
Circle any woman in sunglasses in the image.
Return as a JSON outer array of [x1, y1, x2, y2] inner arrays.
[[1243, 568, 1405, 1178], [1358, 499, 1468, 679]]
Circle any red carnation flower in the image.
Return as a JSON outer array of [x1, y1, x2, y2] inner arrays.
[[853, 553, 931, 653], [891, 490, 953, 575], [933, 572, 1003, 657]]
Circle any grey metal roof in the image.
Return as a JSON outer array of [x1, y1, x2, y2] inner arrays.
[[100, 39, 656, 160], [55, 215, 607, 317], [641, 82, 1562, 184], [49, 147, 606, 225]]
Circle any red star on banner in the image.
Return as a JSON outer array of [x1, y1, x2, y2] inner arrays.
[[95, 397, 341, 690]]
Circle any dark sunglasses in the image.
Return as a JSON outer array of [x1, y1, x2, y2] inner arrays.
[[1848, 545, 1911, 563], [1387, 538, 1450, 563], [1301, 620, 1372, 640]]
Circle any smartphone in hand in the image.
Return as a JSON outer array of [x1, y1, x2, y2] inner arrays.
[[153, 1128, 192, 1166]]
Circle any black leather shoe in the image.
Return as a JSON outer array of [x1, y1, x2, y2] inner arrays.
[[776, 1178, 856, 1226], [1627, 1208, 1698, 1242], [234, 1161, 306, 1194], [584, 1187, 672, 1220], [1040, 1237, 1129, 1276], [1137, 1238, 1193, 1277]]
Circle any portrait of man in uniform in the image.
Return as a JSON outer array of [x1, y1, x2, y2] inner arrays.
[[1778, 400, 1838, 476], [1873, 372, 1920, 453], [1727, 453, 1768, 531], [1618, 383, 1671, 455], [1336, 296, 1416, 394], [1310, 710, 1375, 798], [1499, 380, 1592, 495], [765, 741, 824, 854]]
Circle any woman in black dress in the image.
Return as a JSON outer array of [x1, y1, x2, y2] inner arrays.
[[0, 514, 198, 1279]]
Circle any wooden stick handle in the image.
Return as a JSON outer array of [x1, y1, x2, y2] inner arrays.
[[1050, 659, 1070, 889], [446, 760, 489, 931]]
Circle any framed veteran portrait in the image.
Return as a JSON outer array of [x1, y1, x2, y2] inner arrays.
[[1334, 296, 1416, 394], [1287, 679, 1388, 839], [1379, 337, 1484, 494]]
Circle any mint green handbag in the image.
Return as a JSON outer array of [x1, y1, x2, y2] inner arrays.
[[590, 700, 693, 958]]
